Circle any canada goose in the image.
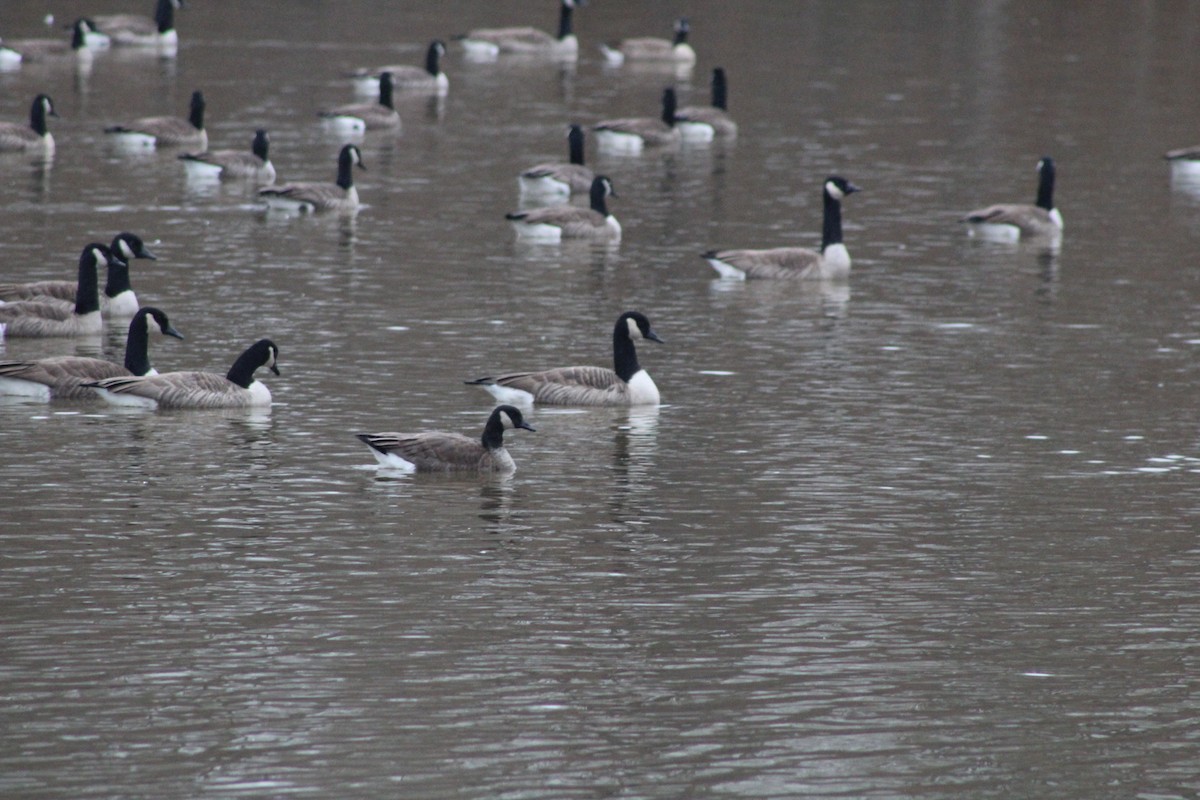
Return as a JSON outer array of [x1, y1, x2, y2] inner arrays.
[[593, 88, 681, 153], [0, 243, 120, 339], [86, 338, 279, 409], [458, 0, 580, 59], [357, 405, 535, 473], [0, 232, 156, 317], [467, 311, 663, 407], [179, 129, 275, 183], [104, 89, 206, 149], [506, 175, 620, 242], [258, 144, 365, 213], [92, 0, 181, 51], [676, 67, 738, 140], [0, 94, 58, 154], [600, 17, 696, 65], [0, 18, 97, 63], [518, 124, 595, 197], [348, 40, 448, 96], [961, 157, 1062, 240], [0, 307, 183, 401], [704, 176, 861, 280], [319, 72, 400, 133], [1165, 145, 1200, 162]]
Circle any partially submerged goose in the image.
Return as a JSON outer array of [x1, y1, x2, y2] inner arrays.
[[92, 0, 182, 52], [87, 338, 280, 409], [0, 94, 58, 154], [258, 144, 364, 213], [593, 88, 682, 153], [704, 176, 861, 280], [348, 40, 448, 96], [179, 128, 276, 183], [961, 157, 1063, 241], [105, 89, 206, 149], [467, 311, 663, 407], [357, 405, 535, 473], [0, 307, 183, 401], [320, 71, 400, 132], [458, 0, 580, 59], [518, 124, 595, 197], [600, 17, 696, 65], [507, 175, 620, 242], [676, 67, 738, 140], [0, 243, 119, 338]]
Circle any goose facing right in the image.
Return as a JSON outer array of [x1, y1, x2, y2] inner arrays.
[[0, 243, 120, 338], [676, 67, 738, 140], [319, 71, 400, 132], [593, 88, 682, 153], [0, 18, 97, 63], [104, 89, 206, 149], [349, 40, 449, 96], [506, 175, 620, 242], [600, 17, 696, 65], [961, 156, 1062, 240], [357, 405, 535, 473], [179, 129, 276, 183], [519, 124, 595, 197], [0, 94, 58, 154], [258, 144, 364, 213], [467, 311, 663, 407], [92, 0, 182, 51], [458, 0, 581, 59]]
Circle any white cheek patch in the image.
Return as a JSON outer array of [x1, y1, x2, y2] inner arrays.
[[499, 409, 515, 429], [626, 317, 641, 339], [825, 181, 844, 200]]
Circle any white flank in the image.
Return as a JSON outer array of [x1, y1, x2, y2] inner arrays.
[[0, 378, 51, 401]]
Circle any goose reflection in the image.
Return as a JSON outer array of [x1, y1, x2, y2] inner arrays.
[[609, 404, 660, 521]]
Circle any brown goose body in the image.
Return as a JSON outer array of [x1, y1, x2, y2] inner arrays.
[[357, 405, 535, 473], [105, 90, 206, 149]]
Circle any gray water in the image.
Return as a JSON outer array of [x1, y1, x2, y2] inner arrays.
[[2, 1, 1199, 797]]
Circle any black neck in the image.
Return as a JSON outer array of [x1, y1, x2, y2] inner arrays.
[[155, 0, 176, 34], [425, 42, 441, 76], [481, 411, 507, 450], [589, 180, 608, 216], [661, 90, 677, 127], [568, 126, 585, 166], [123, 310, 153, 375], [71, 20, 87, 50], [557, 2, 573, 40], [188, 94, 204, 131], [712, 69, 728, 111], [337, 150, 356, 190], [252, 131, 269, 161], [673, 26, 688, 46], [1036, 164, 1055, 210], [612, 319, 641, 382], [225, 345, 263, 388], [74, 251, 101, 315], [104, 260, 132, 299], [821, 189, 844, 253], [31, 99, 50, 136], [378, 75, 395, 109]]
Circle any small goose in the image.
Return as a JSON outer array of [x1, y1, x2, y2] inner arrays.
[[961, 156, 1062, 240], [704, 176, 861, 280], [0, 232, 156, 318], [467, 311, 663, 407], [179, 129, 276, 183], [92, 0, 181, 51], [86, 338, 279, 410], [506, 175, 620, 242], [0, 94, 58, 154], [348, 40, 448, 96], [593, 88, 682, 154], [0, 307, 183, 401], [0, 243, 119, 339], [458, 0, 580, 59], [0, 18, 98, 63], [104, 89, 206, 149], [600, 17, 696, 65], [258, 144, 365, 213], [319, 71, 400, 132], [357, 405, 536, 473], [518, 124, 595, 197], [676, 67, 738, 140]]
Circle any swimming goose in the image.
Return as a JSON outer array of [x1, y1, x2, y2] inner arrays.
[[0, 18, 98, 63], [593, 88, 682, 153], [86, 338, 279, 409], [258, 144, 364, 213], [506, 175, 620, 242], [179, 129, 275, 183], [0, 243, 119, 338], [458, 0, 580, 59], [0, 232, 156, 317], [357, 405, 535, 473], [961, 156, 1062, 240], [704, 176, 861, 280], [0, 94, 58, 154], [0, 307, 183, 401], [518, 124, 595, 197], [320, 71, 400, 132], [104, 89, 206, 149], [348, 40, 448, 96], [467, 311, 663, 407], [1165, 145, 1200, 162], [600, 17, 696, 65], [92, 0, 181, 52], [676, 67, 738, 140]]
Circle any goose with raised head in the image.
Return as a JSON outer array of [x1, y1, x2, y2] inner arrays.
[[0, 94, 58, 154], [676, 67, 738, 140], [86, 339, 279, 409], [105, 89, 206, 149], [600, 17, 695, 65], [506, 175, 620, 242], [704, 176, 861, 280], [458, 0, 581, 59], [0, 233, 157, 318], [467, 311, 663, 407], [348, 40, 448, 96], [179, 129, 276, 183], [518, 124, 595, 197], [320, 71, 400, 132], [0, 307, 183, 401], [92, 0, 181, 52], [961, 157, 1062, 240], [357, 405, 535, 473], [258, 144, 364, 213], [0, 18, 98, 63], [0, 244, 119, 338], [593, 88, 682, 154]]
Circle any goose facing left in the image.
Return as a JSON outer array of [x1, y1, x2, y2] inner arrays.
[[458, 0, 581, 59], [0, 243, 120, 339], [961, 156, 1062, 240], [179, 129, 276, 183], [357, 405, 536, 473], [92, 0, 182, 52], [258, 144, 365, 213], [104, 89, 206, 149], [319, 72, 400, 132], [507, 175, 620, 242], [0, 94, 58, 154], [86, 338, 280, 409]]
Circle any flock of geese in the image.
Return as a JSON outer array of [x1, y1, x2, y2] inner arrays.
[[2, 0, 1197, 474]]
